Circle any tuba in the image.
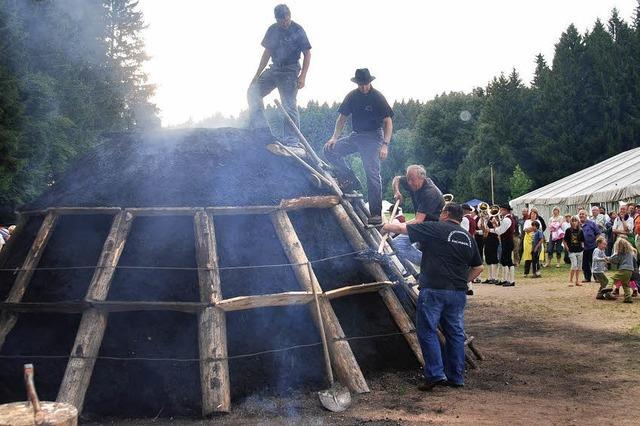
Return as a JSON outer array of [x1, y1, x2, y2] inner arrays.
[[489, 204, 501, 227], [478, 202, 489, 217], [443, 193, 454, 204]]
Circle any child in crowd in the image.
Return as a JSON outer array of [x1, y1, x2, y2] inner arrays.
[[546, 207, 565, 268], [612, 256, 639, 297], [563, 216, 584, 286], [562, 213, 573, 264], [531, 221, 544, 278], [593, 236, 614, 300], [607, 237, 638, 303]]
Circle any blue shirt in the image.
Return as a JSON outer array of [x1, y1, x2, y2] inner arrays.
[[533, 230, 544, 250], [580, 219, 600, 250]]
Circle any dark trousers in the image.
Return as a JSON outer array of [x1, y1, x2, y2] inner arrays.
[[500, 238, 514, 267], [247, 63, 300, 144], [531, 251, 540, 275], [475, 234, 485, 262], [582, 247, 594, 281], [323, 130, 383, 217]]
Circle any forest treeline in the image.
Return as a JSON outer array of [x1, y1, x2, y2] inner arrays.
[[0, 0, 158, 215], [1, 2, 639, 215], [186, 6, 640, 207]]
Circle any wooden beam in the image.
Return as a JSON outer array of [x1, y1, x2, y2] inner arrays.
[[57, 210, 133, 413], [193, 210, 230, 415], [324, 281, 392, 300], [217, 291, 314, 312], [331, 205, 424, 366], [279, 195, 341, 211], [127, 207, 199, 216], [0, 212, 59, 350], [270, 210, 369, 393]]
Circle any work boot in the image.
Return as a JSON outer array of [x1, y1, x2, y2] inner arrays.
[[633, 290, 638, 298], [623, 297, 633, 304], [417, 379, 447, 392]]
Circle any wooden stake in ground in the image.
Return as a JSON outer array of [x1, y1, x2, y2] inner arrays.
[[271, 210, 369, 393], [57, 210, 133, 413], [193, 210, 230, 415], [0, 212, 59, 351]]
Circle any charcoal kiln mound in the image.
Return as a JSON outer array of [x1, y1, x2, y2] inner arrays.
[[0, 128, 421, 419]]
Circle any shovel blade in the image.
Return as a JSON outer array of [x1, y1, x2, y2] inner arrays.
[[318, 384, 351, 412]]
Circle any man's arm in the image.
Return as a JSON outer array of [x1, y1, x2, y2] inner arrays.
[[468, 265, 483, 283], [298, 49, 311, 89], [490, 217, 511, 236], [252, 48, 271, 81], [324, 114, 348, 150], [379, 117, 393, 160], [383, 221, 407, 235], [392, 176, 404, 204]]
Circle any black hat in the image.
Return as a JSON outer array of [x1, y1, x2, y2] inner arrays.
[[351, 68, 376, 84], [500, 203, 513, 211], [461, 203, 472, 211]]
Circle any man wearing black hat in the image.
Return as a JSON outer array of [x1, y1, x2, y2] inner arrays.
[[487, 204, 516, 286], [324, 68, 394, 225], [247, 4, 311, 146]]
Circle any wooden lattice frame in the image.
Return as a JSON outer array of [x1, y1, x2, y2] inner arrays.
[[0, 195, 424, 416]]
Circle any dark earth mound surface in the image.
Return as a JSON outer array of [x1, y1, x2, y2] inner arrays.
[[0, 128, 418, 418], [22, 128, 329, 210]]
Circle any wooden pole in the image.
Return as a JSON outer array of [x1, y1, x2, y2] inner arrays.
[[193, 210, 230, 415], [0, 212, 59, 350], [330, 205, 424, 366], [57, 210, 133, 413], [270, 210, 369, 393]]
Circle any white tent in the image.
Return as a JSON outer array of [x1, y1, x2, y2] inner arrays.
[[510, 147, 640, 218]]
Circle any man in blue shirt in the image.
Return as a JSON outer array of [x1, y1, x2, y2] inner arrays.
[[383, 203, 483, 391], [247, 4, 311, 146], [578, 209, 601, 283]]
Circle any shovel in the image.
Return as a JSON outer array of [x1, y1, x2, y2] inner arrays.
[[307, 263, 351, 412], [377, 199, 400, 253]]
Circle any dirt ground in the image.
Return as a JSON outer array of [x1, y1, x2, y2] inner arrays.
[[85, 265, 640, 425]]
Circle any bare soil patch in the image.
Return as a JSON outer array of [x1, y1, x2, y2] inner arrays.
[[84, 265, 640, 425]]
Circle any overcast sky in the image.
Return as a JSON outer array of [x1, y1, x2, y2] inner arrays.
[[139, 0, 638, 126]]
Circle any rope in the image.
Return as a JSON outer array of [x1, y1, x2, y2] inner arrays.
[[0, 331, 415, 363], [0, 250, 364, 273]]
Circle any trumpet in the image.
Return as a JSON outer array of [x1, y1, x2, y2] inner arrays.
[[443, 193, 454, 204]]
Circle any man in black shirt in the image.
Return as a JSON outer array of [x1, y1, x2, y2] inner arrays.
[[247, 4, 311, 146], [324, 68, 394, 225], [389, 164, 445, 265], [383, 203, 483, 391]]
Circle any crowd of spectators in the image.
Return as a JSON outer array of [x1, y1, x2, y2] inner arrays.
[[512, 202, 640, 302]]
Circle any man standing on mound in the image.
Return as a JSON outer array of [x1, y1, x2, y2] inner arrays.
[[383, 203, 483, 391], [324, 68, 394, 226], [247, 4, 311, 146]]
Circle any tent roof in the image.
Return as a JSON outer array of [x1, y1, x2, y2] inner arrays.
[[510, 147, 640, 207], [464, 199, 485, 207]]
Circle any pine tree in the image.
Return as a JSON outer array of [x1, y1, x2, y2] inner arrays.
[[104, 0, 159, 129]]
